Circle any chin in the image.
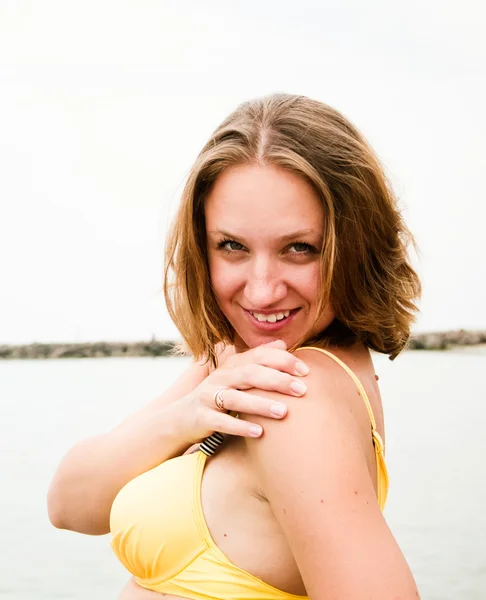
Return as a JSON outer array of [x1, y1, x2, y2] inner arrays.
[[233, 330, 299, 351], [232, 318, 334, 352]]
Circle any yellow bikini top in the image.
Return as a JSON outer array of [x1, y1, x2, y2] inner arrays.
[[110, 347, 389, 600]]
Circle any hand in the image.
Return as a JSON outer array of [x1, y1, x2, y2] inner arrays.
[[182, 340, 310, 440]]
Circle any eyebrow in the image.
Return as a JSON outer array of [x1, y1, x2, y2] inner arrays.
[[207, 229, 323, 242]]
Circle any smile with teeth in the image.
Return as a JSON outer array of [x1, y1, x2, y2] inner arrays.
[[249, 310, 291, 323]]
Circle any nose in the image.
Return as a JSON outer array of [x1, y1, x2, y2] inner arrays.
[[243, 255, 288, 308]]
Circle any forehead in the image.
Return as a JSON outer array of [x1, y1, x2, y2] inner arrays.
[[204, 163, 324, 236]]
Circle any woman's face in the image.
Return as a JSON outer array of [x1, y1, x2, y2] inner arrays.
[[205, 163, 335, 351]]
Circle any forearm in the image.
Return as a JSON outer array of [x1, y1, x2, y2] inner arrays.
[[47, 397, 193, 535]]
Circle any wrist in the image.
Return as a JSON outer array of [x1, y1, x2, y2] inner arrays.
[[165, 394, 196, 451]]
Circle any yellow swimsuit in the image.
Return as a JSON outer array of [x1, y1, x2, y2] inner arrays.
[[110, 347, 389, 600]]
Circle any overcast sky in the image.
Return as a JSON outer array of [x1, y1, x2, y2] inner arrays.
[[1, 0, 485, 344]]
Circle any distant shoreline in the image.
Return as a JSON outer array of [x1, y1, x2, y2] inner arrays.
[[1, 330, 485, 359]]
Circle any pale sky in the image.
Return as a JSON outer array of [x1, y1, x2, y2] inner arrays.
[[1, 0, 485, 344]]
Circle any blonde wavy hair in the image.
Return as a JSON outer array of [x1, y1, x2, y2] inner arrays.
[[164, 93, 421, 366]]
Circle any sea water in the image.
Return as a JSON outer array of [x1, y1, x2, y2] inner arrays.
[[1, 348, 485, 599]]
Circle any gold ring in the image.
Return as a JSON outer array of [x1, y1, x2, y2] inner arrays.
[[214, 388, 226, 411]]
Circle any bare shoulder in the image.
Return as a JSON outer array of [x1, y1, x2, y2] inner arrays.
[[245, 344, 377, 449], [243, 344, 384, 505], [295, 345, 385, 446], [242, 345, 419, 599], [293, 345, 367, 409], [243, 346, 371, 479]]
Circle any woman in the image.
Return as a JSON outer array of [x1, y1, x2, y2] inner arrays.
[[48, 93, 421, 599]]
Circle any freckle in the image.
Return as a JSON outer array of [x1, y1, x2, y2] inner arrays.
[[354, 490, 358, 495]]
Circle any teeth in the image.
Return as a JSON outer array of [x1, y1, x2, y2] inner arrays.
[[251, 310, 290, 323]]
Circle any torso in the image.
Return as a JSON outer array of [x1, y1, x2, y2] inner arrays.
[[117, 344, 385, 600]]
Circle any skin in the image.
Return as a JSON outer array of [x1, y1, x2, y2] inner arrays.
[[120, 164, 419, 599]]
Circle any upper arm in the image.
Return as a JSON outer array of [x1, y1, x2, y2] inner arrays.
[[244, 350, 419, 600]]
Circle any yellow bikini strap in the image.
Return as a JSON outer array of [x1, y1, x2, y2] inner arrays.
[[296, 346, 389, 509], [295, 346, 378, 432]]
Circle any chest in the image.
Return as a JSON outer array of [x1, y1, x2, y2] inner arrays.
[[200, 438, 307, 596]]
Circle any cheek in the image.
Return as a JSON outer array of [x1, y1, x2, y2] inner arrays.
[[292, 263, 320, 300], [209, 256, 242, 302]]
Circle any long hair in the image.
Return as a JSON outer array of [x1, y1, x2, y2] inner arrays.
[[164, 93, 421, 366]]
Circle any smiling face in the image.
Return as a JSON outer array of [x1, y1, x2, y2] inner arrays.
[[205, 163, 335, 351]]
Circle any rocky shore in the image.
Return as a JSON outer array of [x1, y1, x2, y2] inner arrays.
[[0, 330, 485, 359], [0, 339, 178, 360], [408, 329, 486, 351]]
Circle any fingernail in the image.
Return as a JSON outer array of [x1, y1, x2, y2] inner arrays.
[[249, 425, 263, 437], [290, 381, 307, 396], [270, 403, 287, 417], [295, 361, 309, 376]]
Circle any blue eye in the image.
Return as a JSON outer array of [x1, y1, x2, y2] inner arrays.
[[218, 239, 245, 252], [288, 242, 314, 254]]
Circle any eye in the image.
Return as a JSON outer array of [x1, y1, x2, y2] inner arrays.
[[218, 239, 245, 253], [287, 242, 316, 254]]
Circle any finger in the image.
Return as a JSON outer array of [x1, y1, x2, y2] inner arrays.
[[214, 388, 288, 419], [262, 339, 287, 349], [229, 364, 307, 397], [248, 346, 309, 377], [208, 410, 264, 438], [218, 345, 308, 377]]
